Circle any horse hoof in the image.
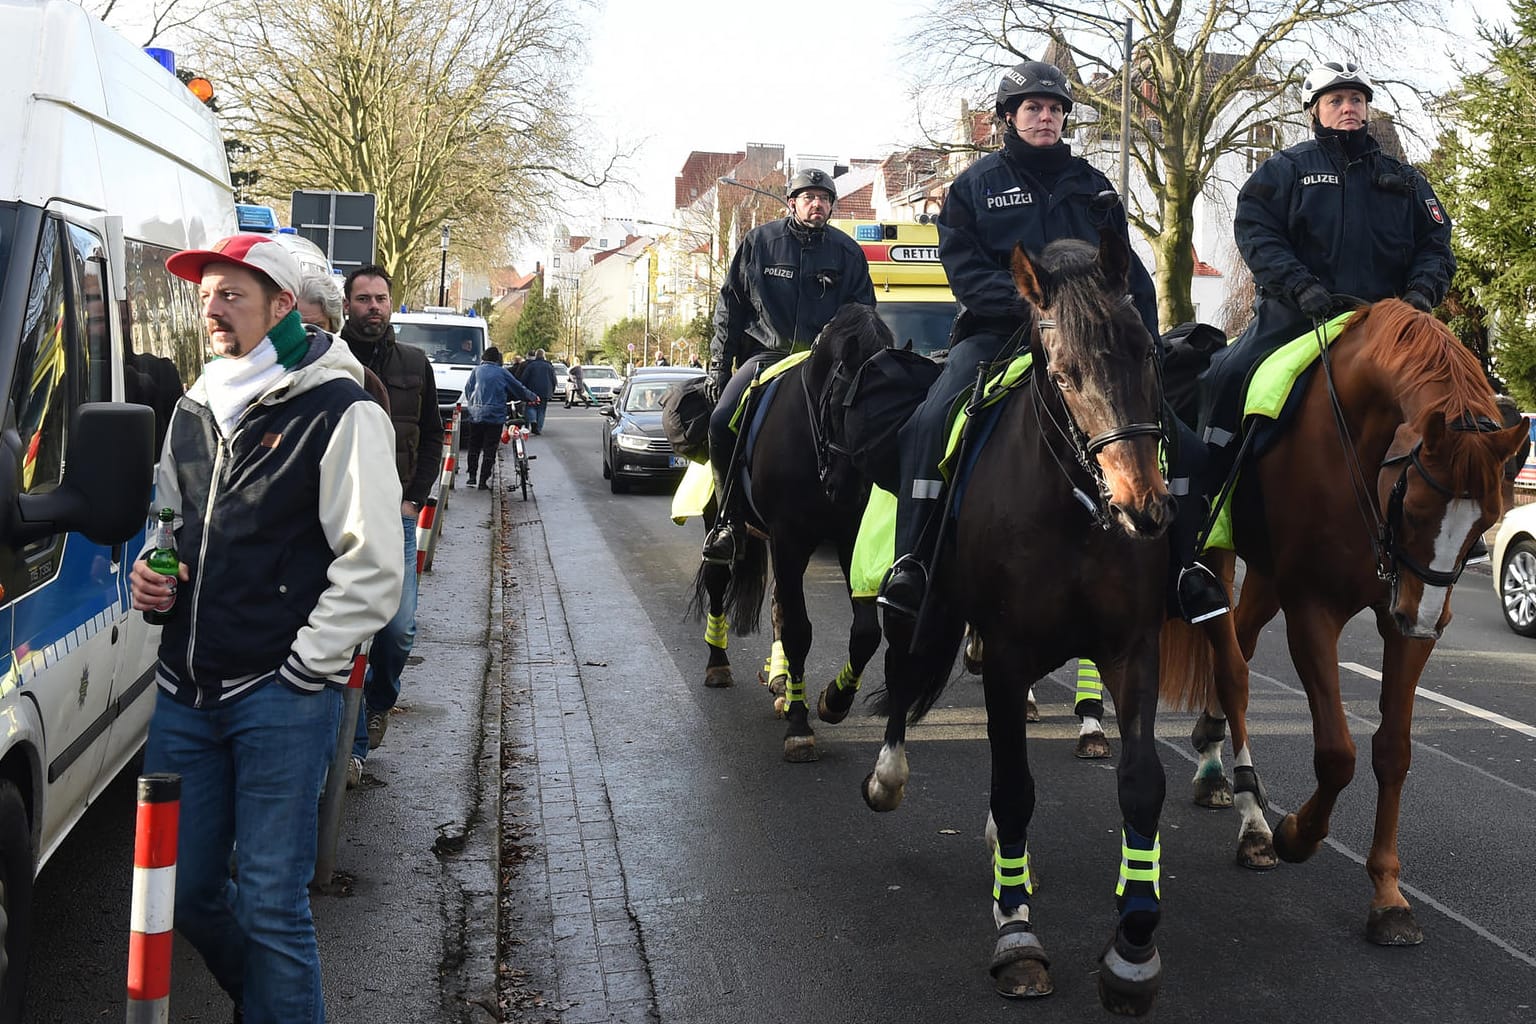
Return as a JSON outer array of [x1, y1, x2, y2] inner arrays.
[[1026, 698, 1040, 723], [760, 672, 786, 697], [1272, 813, 1321, 864], [1075, 731, 1112, 759], [817, 685, 854, 725], [861, 772, 902, 812], [783, 734, 818, 763], [991, 927, 1052, 999], [1235, 827, 1277, 871], [703, 665, 734, 688], [1097, 935, 1162, 1017], [1193, 772, 1234, 808], [772, 696, 788, 718], [1366, 906, 1423, 946]]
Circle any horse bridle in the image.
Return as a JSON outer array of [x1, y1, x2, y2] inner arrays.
[[1315, 317, 1496, 588], [802, 356, 855, 497], [1029, 315, 1164, 529]]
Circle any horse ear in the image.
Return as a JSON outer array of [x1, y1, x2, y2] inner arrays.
[[1382, 422, 1419, 464], [1097, 227, 1129, 293], [1421, 410, 1447, 451], [1011, 244, 1046, 308], [1493, 421, 1529, 462]]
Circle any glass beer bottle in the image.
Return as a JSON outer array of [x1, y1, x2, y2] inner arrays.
[[144, 508, 179, 625]]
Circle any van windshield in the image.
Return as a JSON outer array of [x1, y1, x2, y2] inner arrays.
[[0, 203, 16, 288], [391, 322, 483, 365], [876, 301, 957, 357]]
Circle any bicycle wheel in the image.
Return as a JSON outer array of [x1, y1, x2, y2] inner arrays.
[[519, 459, 530, 500]]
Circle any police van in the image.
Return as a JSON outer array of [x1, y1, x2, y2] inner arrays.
[[831, 219, 957, 357], [390, 305, 489, 420], [0, 1, 237, 1012]]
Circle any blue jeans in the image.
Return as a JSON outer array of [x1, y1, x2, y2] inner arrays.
[[529, 399, 547, 433], [144, 682, 342, 1024], [354, 514, 418, 759]]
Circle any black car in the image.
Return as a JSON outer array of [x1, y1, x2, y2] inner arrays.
[[601, 367, 704, 493]]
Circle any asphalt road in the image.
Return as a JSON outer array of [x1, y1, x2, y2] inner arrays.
[[531, 403, 1536, 1024]]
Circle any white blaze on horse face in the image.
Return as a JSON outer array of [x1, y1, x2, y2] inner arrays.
[[1413, 497, 1480, 635]]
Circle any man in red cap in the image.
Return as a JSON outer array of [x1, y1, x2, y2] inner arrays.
[[130, 233, 405, 1024]]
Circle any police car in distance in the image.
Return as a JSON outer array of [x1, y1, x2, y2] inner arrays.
[[390, 306, 489, 420]]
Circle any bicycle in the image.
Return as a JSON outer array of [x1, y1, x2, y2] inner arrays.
[[504, 401, 534, 501]]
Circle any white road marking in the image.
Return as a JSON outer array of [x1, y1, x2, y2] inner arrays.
[[1340, 661, 1536, 740]]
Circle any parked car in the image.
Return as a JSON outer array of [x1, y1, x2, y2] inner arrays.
[[579, 363, 623, 403], [601, 367, 705, 493], [551, 361, 569, 401], [1493, 500, 1536, 636]]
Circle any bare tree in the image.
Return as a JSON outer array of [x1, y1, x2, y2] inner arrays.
[[82, 0, 211, 46], [190, 0, 622, 298], [902, 0, 1429, 327]]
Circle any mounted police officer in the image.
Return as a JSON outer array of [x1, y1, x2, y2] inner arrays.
[[878, 60, 1229, 624], [700, 167, 876, 563], [1200, 58, 1455, 458]]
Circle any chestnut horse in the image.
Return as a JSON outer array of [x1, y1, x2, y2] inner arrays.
[[1161, 299, 1525, 945], [859, 234, 1175, 1014]]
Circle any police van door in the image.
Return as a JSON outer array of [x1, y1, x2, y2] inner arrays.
[[0, 213, 132, 843]]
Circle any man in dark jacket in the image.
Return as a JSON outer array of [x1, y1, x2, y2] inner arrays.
[[340, 265, 445, 780], [700, 167, 876, 562], [520, 348, 558, 434]]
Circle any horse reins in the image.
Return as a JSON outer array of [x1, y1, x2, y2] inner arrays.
[[1312, 319, 1497, 588]]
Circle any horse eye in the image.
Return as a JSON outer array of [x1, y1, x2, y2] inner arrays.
[[1051, 370, 1074, 392]]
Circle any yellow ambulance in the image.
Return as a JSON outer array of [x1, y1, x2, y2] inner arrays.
[[831, 220, 957, 358]]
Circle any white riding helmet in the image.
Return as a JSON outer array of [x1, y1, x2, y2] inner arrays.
[[1301, 59, 1374, 109]]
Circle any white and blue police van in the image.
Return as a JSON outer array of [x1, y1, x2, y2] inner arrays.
[[0, 1, 237, 1013], [390, 305, 489, 421]]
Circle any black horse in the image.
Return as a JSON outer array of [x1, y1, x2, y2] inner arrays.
[[854, 234, 1175, 1014], [691, 304, 892, 762]]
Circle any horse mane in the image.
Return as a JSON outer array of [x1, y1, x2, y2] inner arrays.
[[1351, 299, 1501, 493], [1036, 239, 1143, 351], [811, 303, 894, 370]]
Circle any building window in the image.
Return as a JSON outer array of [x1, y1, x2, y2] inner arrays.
[[1245, 123, 1280, 173], [553, 256, 561, 268]]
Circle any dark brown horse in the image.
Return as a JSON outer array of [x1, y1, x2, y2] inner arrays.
[[859, 233, 1175, 1014], [1161, 299, 1525, 945], [692, 304, 892, 761]]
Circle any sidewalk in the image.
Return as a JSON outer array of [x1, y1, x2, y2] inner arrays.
[[493, 447, 659, 1024], [308, 459, 503, 1022]]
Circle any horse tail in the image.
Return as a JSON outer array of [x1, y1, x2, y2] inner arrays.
[[868, 616, 966, 725], [725, 533, 770, 635], [1158, 617, 1214, 712]]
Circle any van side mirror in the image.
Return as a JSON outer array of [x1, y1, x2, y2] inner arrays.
[[8, 403, 155, 546]]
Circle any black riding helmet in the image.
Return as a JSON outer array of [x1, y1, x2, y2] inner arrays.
[[786, 167, 837, 203], [995, 60, 1075, 118]]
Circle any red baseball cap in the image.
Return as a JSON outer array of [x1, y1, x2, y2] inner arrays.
[[166, 234, 304, 298]]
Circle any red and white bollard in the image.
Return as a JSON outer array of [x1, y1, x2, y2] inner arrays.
[[415, 495, 437, 574], [315, 651, 368, 886], [126, 773, 180, 1024], [442, 410, 457, 491]]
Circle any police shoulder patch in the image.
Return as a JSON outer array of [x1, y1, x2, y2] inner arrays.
[[1424, 198, 1445, 225]]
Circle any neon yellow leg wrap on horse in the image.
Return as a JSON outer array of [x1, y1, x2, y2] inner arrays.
[[1076, 660, 1103, 704], [1116, 828, 1161, 899], [785, 674, 806, 706], [766, 641, 788, 680], [833, 661, 860, 692], [705, 613, 728, 649], [993, 843, 1034, 911]]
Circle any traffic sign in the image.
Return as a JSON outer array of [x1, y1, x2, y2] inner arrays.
[[291, 190, 377, 272]]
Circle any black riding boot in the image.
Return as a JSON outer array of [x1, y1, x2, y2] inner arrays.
[[702, 461, 741, 564], [1167, 424, 1230, 624], [878, 499, 939, 619]]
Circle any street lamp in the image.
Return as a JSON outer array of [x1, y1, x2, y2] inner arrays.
[[437, 224, 450, 307], [1021, 0, 1133, 200]]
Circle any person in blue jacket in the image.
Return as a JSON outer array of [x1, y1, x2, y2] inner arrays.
[[878, 60, 1227, 624], [462, 346, 540, 489]]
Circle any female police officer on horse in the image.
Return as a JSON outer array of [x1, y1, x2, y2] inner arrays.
[[879, 59, 1229, 624]]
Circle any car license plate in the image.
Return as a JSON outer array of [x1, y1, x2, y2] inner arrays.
[[670, 455, 688, 469]]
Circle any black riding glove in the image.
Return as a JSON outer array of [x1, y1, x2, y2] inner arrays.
[[706, 372, 728, 406], [1402, 289, 1433, 313], [1294, 282, 1333, 321]]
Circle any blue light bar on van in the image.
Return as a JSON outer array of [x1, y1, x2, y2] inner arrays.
[[854, 225, 884, 241], [144, 47, 176, 74], [236, 205, 279, 232]]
